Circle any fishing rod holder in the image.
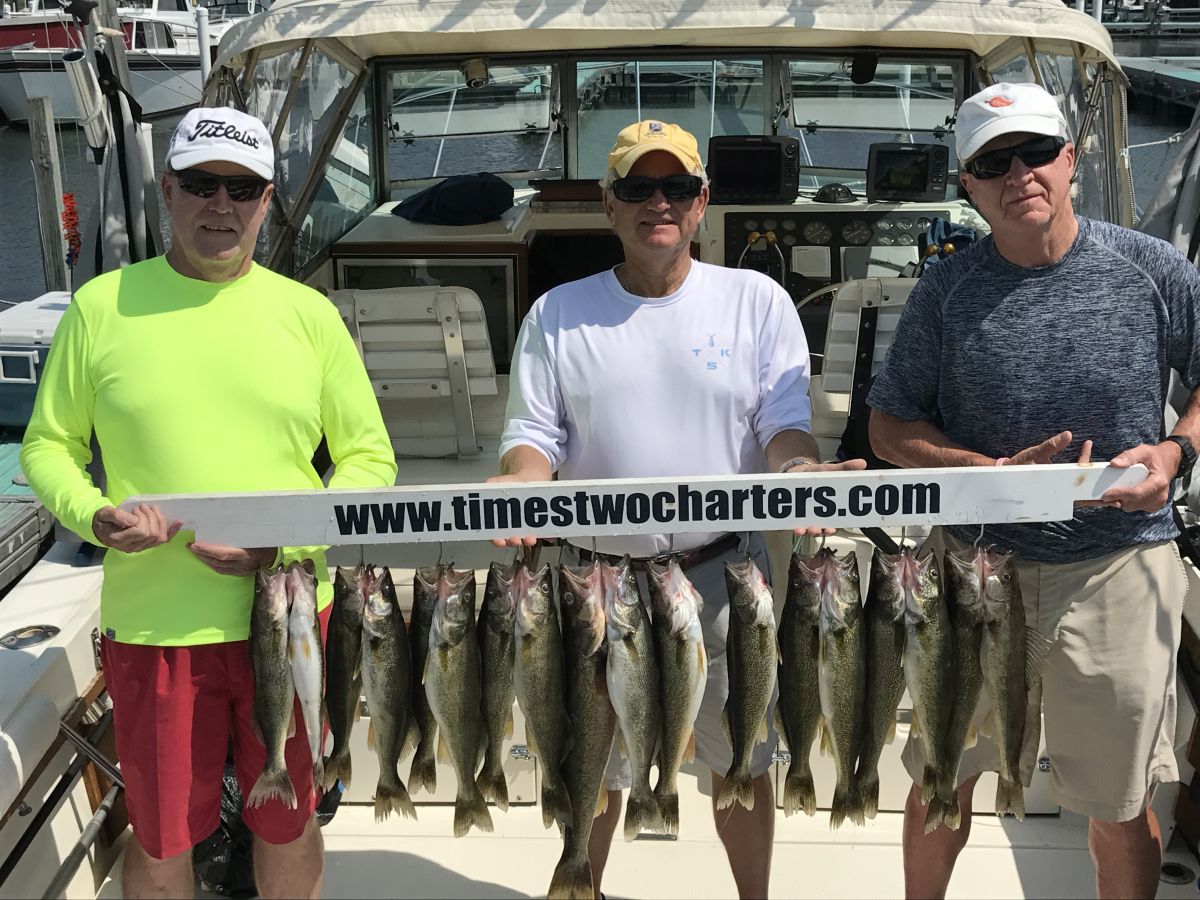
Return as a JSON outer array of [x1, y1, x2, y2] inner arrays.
[[62, 49, 107, 161]]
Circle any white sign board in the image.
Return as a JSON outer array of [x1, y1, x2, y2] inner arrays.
[[122, 463, 1147, 548]]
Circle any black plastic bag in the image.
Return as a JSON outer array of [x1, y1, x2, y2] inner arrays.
[[192, 762, 257, 900]]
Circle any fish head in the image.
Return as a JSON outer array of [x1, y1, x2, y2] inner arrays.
[[601, 556, 645, 637], [647, 556, 704, 637], [944, 547, 985, 618], [869, 549, 907, 622], [413, 563, 443, 615], [284, 559, 317, 609], [559, 561, 606, 656], [362, 565, 397, 637], [980, 546, 1020, 621], [513, 561, 554, 638], [482, 560, 519, 634], [897, 547, 942, 624], [788, 552, 824, 620], [808, 547, 855, 633], [254, 564, 289, 620], [725, 556, 774, 627], [432, 565, 476, 646]]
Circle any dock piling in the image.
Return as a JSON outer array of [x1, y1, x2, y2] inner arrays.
[[27, 96, 71, 295]]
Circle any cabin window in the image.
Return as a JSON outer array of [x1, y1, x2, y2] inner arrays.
[[134, 23, 175, 50], [385, 64, 560, 185], [575, 59, 765, 180]]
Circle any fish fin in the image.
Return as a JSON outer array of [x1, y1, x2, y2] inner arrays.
[[407, 746, 437, 797], [541, 777, 573, 831], [715, 767, 755, 813], [402, 719, 421, 758], [828, 775, 862, 830], [776, 634, 783, 664], [247, 766, 299, 811], [720, 708, 731, 745], [595, 788, 609, 818], [910, 708, 922, 739], [756, 715, 769, 745], [287, 708, 297, 739], [367, 719, 376, 752], [623, 788, 664, 840], [683, 731, 696, 764], [374, 780, 418, 823], [547, 858, 594, 900], [923, 794, 947, 834], [1025, 625, 1052, 686], [437, 732, 452, 765], [312, 757, 324, 794], [616, 731, 628, 760], [995, 777, 1025, 821], [965, 722, 978, 749], [979, 710, 995, 739], [454, 788, 494, 838], [476, 764, 509, 812], [324, 750, 351, 791], [941, 791, 962, 832], [504, 709, 514, 741], [856, 768, 879, 820], [783, 768, 817, 818], [251, 718, 265, 746], [819, 722, 833, 757], [920, 765, 939, 806], [353, 703, 362, 723], [885, 715, 897, 745], [773, 705, 784, 737], [654, 787, 680, 836]]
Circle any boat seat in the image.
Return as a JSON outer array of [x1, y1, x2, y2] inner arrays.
[[807, 277, 918, 460], [329, 286, 498, 459]]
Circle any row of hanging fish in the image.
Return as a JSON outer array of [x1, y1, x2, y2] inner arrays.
[[776, 543, 1049, 833]]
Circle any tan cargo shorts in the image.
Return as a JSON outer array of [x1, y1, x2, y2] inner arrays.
[[902, 528, 1188, 822]]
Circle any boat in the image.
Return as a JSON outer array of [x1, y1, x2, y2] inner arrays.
[[4, 1, 1200, 897]]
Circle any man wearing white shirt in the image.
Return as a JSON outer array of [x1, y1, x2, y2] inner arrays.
[[496, 119, 864, 898]]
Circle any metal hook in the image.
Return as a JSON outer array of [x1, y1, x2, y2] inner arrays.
[[437, 541, 445, 567], [900, 526, 908, 550], [820, 532, 827, 551], [791, 533, 803, 556], [358, 543, 365, 571], [592, 534, 598, 557], [974, 522, 986, 549], [668, 532, 675, 556]]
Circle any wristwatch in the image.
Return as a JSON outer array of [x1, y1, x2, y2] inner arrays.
[[1162, 435, 1197, 479]]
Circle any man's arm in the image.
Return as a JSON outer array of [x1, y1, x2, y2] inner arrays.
[[870, 409, 1079, 470], [497, 444, 554, 481], [1103, 384, 1200, 513]]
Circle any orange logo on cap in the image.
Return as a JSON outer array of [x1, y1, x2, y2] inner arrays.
[[988, 96, 1015, 108]]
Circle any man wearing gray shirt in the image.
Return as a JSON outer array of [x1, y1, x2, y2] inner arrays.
[[870, 82, 1200, 899]]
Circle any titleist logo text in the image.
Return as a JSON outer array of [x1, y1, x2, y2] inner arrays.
[[187, 119, 260, 149]]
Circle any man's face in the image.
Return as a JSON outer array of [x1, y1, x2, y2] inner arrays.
[[162, 160, 273, 279], [959, 131, 1075, 232], [603, 150, 708, 255]]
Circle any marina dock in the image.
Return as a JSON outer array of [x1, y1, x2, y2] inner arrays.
[[1120, 56, 1200, 116]]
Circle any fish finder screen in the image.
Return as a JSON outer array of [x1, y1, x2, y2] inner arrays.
[[873, 150, 930, 195], [712, 144, 781, 192]]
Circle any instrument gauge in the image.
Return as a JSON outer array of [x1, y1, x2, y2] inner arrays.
[[743, 219, 759, 231], [916, 217, 932, 230], [895, 217, 914, 230], [802, 221, 832, 245], [781, 234, 797, 246], [762, 218, 778, 231], [897, 232, 916, 246], [782, 219, 797, 231], [877, 234, 896, 246], [876, 219, 894, 232], [841, 220, 872, 246]]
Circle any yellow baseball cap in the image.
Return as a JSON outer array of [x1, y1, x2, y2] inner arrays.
[[606, 120, 706, 179]]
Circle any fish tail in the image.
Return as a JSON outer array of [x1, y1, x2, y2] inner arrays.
[[941, 791, 962, 831], [782, 763, 820, 820], [547, 854, 594, 900], [408, 747, 437, 796], [829, 775, 861, 829], [541, 775, 574, 831], [374, 780, 418, 823], [476, 758, 510, 812], [623, 786, 664, 840], [715, 765, 755, 813], [654, 786, 680, 836], [854, 763, 883, 820], [312, 758, 325, 795], [247, 764, 298, 810], [453, 787, 495, 838], [920, 764, 940, 806], [323, 749, 351, 791], [995, 778, 1025, 821], [922, 793, 948, 834]]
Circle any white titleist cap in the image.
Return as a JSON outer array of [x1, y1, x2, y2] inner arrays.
[[954, 83, 1068, 164], [166, 107, 274, 181]]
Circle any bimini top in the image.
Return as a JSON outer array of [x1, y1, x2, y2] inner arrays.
[[211, 0, 1119, 73]]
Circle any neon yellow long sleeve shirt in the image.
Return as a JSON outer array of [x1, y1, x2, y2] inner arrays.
[[20, 257, 397, 646]]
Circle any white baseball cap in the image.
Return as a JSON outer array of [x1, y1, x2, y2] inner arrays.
[[954, 83, 1069, 164], [166, 107, 274, 181]]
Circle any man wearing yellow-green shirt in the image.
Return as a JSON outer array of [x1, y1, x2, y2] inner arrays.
[[20, 107, 396, 900]]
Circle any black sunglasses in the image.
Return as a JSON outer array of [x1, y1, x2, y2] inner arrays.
[[171, 168, 271, 202], [611, 174, 704, 203], [964, 135, 1066, 180]]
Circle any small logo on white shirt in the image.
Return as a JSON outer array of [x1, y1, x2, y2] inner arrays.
[[692, 334, 732, 370]]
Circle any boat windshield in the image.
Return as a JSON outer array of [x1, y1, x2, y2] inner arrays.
[[384, 53, 965, 191]]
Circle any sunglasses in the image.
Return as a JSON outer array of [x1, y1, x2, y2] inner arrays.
[[611, 174, 704, 203], [964, 135, 1066, 180], [171, 168, 271, 202]]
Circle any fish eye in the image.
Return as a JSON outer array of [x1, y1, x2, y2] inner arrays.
[[1001, 572, 1012, 583]]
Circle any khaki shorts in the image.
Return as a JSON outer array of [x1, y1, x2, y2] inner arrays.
[[902, 528, 1188, 822], [560, 533, 779, 790]]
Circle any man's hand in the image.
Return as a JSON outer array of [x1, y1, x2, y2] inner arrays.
[[1098, 440, 1179, 514], [1006, 430, 1075, 466], [187, 542, 278, 577], [92, 504, 181, 553], [485, 473, 540, 549], [782, 457, 869, 537]]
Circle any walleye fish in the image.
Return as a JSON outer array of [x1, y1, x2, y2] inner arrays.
[[776, 551, 823, 817], [514, 560, 573, 830], [814, 547, 866, 828], [408, 564, 442, 796], [647, 556, 707, 835], [362, 565, 418, 822], [286, 559, 325, 794], [856, 548, 909, 820], [322, 566, 366, 790], [979, 546, 1037, 821], [717, 556, 778, 814], [901, 548, 953, 824], [548, 562, 618, 900], [249, 565, 298, 809], [424, 565, 493, 837], [938, 546, 988, 831], [477, 559, 518, 810], [604, 556, 664, 838]]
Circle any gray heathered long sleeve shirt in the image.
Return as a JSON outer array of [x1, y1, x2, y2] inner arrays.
[[868, 215, 1200, 563]]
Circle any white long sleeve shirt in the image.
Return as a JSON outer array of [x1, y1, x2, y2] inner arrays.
[[500, 261, 812, 557]]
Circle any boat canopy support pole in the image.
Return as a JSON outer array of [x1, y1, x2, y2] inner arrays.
[[40, 783, 120, 900], [269, 40, 315, 147]]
